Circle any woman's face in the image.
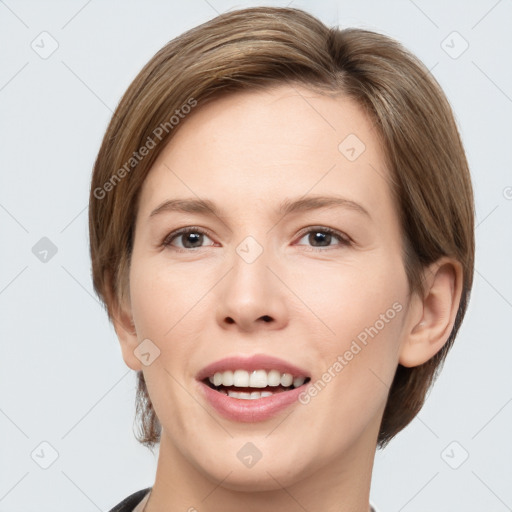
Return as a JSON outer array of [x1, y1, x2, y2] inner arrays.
[[124, 83, 415, 490]]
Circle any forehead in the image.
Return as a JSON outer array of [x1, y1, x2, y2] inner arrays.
[[137, 83, 393, 221]]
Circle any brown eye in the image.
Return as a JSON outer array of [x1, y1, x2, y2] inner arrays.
[[163, 228, 215, 250], [296, 227, 350, 249]]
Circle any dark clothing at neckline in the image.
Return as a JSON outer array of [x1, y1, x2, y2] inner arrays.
[[108, 488, 151, 512]]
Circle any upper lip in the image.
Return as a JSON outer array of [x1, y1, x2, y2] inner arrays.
[[196, 354, 310, 381]]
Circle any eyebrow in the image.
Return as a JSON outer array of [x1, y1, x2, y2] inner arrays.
[[149, 195, 371, 220]]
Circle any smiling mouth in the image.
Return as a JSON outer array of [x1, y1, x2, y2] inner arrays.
[[203, 369, 311, 400]]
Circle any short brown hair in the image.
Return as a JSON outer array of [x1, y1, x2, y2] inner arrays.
[[89, 6, 474, 448]]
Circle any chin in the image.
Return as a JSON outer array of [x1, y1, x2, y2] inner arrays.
[[203, 460, 309, 492], [186, 437, 320, 492]]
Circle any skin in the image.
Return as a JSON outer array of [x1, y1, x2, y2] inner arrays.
[[111, 83, 463, 512]]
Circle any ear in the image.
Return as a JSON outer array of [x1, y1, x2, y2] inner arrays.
[[104, 271, 143, 372], [399, 257, 463, 367]]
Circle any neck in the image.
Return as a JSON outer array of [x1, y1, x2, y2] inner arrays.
[[144, 427, 377, 512]]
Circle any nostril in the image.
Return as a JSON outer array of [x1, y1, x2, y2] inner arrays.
[[261, 315, 272, 322]]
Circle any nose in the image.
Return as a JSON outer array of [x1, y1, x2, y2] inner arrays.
[[215, 242, 289, 332]]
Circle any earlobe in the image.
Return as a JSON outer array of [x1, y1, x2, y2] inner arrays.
[[399, 257, 463, 368], [104, 272, 143, 372]]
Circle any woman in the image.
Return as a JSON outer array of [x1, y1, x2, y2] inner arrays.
[[89, 6, 474, 512]]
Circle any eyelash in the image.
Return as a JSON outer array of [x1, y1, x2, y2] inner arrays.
[[161, 226, 352, 252]]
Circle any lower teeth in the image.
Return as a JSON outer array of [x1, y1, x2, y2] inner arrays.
[[221, 390, 275, 399]]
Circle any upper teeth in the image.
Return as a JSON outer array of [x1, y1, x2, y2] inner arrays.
[[208, 369, 306, 388]]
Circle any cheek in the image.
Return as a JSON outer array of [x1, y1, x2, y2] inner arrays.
[[128, 256, 211, 341], [291, 253, 408, 342], [127, 258, 210, 431], [293, 262, 408, 437], [291, 252, 409, 414]]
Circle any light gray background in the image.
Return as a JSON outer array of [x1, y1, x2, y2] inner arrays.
[[1, 0, 511, 511]]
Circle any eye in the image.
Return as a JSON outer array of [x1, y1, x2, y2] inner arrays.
[[162, 225, 351, 252], [295, 226, 351, 250], [162, 227, 215, 250]]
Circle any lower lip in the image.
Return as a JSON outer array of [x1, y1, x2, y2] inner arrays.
[[198, 381, 307, 422]]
